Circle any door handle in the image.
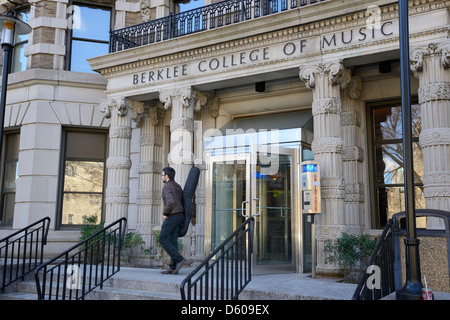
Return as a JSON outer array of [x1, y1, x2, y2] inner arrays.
[[253, 198, 261, 216], [241, 200, 249, 217]]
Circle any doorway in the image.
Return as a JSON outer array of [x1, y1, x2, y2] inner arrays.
[[205, 146, 299, 273], [203, 110, 313, 273]]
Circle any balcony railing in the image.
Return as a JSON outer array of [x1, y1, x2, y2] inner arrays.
[[110, 0, 325, 52]]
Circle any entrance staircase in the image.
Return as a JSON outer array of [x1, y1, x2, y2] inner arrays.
[[0, 267, 184, 300], [0, 265, 360, 300]]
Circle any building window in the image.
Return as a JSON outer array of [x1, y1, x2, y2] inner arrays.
[[11, 9, 30, 73], [0, 132, 20, 226], [174, 0, 204, 13], [369, 100, 424, 228], [59, 130, 107, 226], [67, 3, 111, 73]]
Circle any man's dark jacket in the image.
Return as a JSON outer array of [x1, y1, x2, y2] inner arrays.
[[162, 179, 184, 216]]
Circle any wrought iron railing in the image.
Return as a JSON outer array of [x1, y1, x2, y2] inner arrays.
[[353, 209, 450, 300], [110, 0, 325, 52], [180, 216, 254, 300], [34, 217, 127, 300], [352, 218, 397, 300], [0, 217, 50, 292]]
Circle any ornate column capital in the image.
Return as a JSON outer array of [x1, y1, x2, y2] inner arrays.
[[160, 87, 191, 110], [410, 40, 450, 76], [127, 98, 145, 122], [99, 97, 127, 118], [299, 60, 347, 89], [159, 87, 209, 112], [345, 75, 362, 100]]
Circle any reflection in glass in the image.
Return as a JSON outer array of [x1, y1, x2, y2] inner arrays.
[[62, 161, 104, 225], [69, 4, 110, 73], [372, 103, 424, 228], [61, 131, 106, 226], [255, 154, 292, 265], [211, 161, 246, 250], [373, 104, 421, 140], [12, 10, 30, 72]]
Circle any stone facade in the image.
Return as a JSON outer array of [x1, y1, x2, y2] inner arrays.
[[0, 0, 448, 276]]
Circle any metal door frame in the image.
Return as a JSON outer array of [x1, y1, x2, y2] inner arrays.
[[204, 146, 300, 273]]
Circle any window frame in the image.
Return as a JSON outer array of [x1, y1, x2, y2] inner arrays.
[[0, 131, 20, 227], [367, 98, 424, 229], [57, 128, 108, 229], [65, 1, 113, 72]]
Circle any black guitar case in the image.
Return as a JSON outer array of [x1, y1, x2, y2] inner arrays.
[[179, 166, 200, 237]]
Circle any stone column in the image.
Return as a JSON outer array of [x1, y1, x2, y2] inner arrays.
[[100, 97, 144, 225], [160, 87, 208, 186], [410, 40, 450, 216], [341, 75, 365, 231], [160, 87, 208, 259], [299, 60, 349, 274], [135, 104, 165, 251]]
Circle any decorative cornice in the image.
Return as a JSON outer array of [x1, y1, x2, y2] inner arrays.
[[99, 0, 448, 79]]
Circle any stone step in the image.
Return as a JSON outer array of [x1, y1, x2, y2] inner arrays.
[[90, 286, 180, 300], [0, 267, 186, 300]]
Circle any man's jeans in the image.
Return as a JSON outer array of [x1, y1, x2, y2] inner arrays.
[[160, 213, 185, 270]]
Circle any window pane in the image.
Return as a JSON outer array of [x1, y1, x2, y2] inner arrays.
[[15, 11, 30, 43], [175, 0, 204, 13], [2, 194, 16, 226], [1, 133, 20, 226], [70, 40, 109, 73], [62, 193, 102, 225], [72, 5, 110, 41], [377, 186, 426, 225], [12, 42, 27, 72], [375, 142, 423, 185], [4, 162, 18, 192], [6, 133, 20, 159], [373, 104, 421, 140], [66, 131, 106, 159], [12, 10, 30, 73], [61, 130, 107, 226], [64, 161, 104, 193]]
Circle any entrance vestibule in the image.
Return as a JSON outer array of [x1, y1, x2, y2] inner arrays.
[[203, 110, 314, 273]]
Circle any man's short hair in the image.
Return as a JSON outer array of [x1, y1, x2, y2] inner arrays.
[[162, 167, 176, 180]]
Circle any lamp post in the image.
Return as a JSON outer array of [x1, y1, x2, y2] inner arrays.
[[395, 0, 422, 300], [0, 10, 31, 218]]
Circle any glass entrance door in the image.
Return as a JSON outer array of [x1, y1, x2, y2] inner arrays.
[[205, 147, 298, 271], [253, 151, 294, 266]]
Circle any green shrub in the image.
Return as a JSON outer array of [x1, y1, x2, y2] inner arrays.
[[323, 233, 376, 283]]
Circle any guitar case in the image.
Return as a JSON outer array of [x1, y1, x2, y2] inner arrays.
[[179, 166, 200, 237]]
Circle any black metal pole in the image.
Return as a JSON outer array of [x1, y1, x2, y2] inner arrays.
[[395, 0, 422, 300], [0, 42, 12, 219]]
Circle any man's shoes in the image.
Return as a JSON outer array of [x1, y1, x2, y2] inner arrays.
[[161, 269, 174, 274], [173, 258, 186, 274]]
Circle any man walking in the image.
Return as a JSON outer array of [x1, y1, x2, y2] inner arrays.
[[160, 167, 186, 274]]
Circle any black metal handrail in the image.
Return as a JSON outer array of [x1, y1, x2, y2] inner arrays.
[[181, 216, 254, 300], [34, 217, 127, 300], [352, 218, 397, 300], [353, 209, 450, 300], [110, 0, 325, 52], [0, 217, 50, 292]]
